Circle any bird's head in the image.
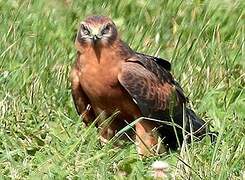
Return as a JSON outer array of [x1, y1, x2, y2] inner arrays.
[[75, 16, 118, 50]]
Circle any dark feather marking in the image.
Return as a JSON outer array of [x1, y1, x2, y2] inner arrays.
[[136, 52, 171, 71], [119, 61, 174, 117], [119, 55, 209, 149]]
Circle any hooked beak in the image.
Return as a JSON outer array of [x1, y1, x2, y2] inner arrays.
[[92, 35, 100, 42], [91, 27, 101, 43]]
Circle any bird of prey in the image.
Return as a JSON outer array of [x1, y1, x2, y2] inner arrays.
[[70, 15, 211, 156]]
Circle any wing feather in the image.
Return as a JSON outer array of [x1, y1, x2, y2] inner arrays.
[[136, 52, 171, 71], [118, 58, 183, 118], [118, 54, 210, 149]]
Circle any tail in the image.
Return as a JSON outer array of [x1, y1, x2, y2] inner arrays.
[[185, 108, 218, 143], [158, 107, 217, 150], [185, 108, 207, 138]]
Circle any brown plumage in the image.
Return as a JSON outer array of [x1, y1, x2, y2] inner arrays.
[[70, 15, 211, 156]]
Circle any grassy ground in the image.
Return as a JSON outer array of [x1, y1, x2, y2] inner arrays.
[[0, 0, 244, 179]]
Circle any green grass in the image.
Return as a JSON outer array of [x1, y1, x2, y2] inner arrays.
[[0, 0, 244, 179]]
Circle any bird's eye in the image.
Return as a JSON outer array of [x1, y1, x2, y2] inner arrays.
[[81, 24, 90, 35], [101, 24, 110, 35]]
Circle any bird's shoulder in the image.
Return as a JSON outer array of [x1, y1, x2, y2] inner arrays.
[[123, 52, 173, 84], [120, 52, 188, 104], [134, 52, 171, 71]]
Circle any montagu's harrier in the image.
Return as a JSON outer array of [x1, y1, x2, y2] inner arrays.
[[70, 15, 212, 156]]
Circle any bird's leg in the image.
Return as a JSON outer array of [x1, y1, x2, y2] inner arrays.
[[99, 116, 121, 145], [99, 116, 130, 146], [135, 119, 166, 156], [99, 126, 115, 145]]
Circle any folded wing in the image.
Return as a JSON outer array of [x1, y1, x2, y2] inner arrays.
[[118, 54, 208, 149]]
